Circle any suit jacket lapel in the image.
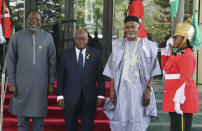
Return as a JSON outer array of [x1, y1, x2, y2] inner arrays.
[[71, 48, 79, 68]]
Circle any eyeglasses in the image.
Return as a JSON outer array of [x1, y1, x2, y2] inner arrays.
[[75, 37, 88, 41]]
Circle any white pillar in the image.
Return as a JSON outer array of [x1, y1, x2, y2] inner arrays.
[[193, 0, 202, 86]]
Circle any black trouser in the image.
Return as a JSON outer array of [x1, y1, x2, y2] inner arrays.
[[64, 92, 97, 131], [169, 112, 193, 131], [0, 43, 6, 72]]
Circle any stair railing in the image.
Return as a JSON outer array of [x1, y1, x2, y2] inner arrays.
[[0, 26, 15, 131]]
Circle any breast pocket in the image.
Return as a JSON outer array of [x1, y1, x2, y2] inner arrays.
[[36, 45, 48, 61], [39, 44, 48, 53]]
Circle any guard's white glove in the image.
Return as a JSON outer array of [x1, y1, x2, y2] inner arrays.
[[173, 83, 186, 115], [0, 24, 6, 44], [174, 102, 183, 114], [161, 37, 174, 56], [166, 37, 174, 50]]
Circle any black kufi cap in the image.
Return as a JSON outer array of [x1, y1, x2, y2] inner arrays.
[[124, 16, 139, 23]]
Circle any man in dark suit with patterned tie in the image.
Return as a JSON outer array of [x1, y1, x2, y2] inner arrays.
[[57, 29, 105, 131]]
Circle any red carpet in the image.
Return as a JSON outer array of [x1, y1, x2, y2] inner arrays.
[[1, 81, 111, 131]]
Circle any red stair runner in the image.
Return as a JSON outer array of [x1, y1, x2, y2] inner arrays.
[[1, 81, 111, 131]]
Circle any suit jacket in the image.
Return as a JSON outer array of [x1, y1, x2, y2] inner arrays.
[[57, 47, 105, 105]]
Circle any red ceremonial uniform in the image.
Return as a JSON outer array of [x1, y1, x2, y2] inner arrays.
[[0, 0, 11, 38], [161, 48, 200, 113], [128, 0, 147, 38]]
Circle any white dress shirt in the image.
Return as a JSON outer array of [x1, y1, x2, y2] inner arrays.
[[75, 47, 86, 66], [57, 47, 104, 102]]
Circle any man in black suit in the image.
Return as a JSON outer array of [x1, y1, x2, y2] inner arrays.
[[57, 29, 105, 131]]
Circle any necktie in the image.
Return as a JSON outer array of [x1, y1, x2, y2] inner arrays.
[[78, 50, 83, 72]]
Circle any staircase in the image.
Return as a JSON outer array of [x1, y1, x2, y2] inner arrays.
[[1, 82, 110, 131], [1, 80, 202, 131]]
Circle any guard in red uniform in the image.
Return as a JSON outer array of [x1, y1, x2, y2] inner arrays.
[[128, 0, 147, 38], [161, 22, 200, 131], [0, 0, 11, 38]]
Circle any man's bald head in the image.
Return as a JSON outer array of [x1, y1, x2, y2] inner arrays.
[[74, 29, 89, 50], [75, 29, 88, 37], [28, 11, 41, 19]]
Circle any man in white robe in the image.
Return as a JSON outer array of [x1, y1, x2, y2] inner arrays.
[[103, 16, 161, 131]]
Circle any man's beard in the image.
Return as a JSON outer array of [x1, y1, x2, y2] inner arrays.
[[127, 32, 136, 39], [27, 24, 40, 32]]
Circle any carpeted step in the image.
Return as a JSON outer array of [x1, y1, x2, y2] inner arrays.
[[3, 105, 108, 120], [2, 94, 58, 106], [2, 85, 110, 105], [3, 118, 110, 131], [2, 81, 111, 130]]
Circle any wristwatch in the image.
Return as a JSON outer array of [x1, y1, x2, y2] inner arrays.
[[147, 86, 152, 91]]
